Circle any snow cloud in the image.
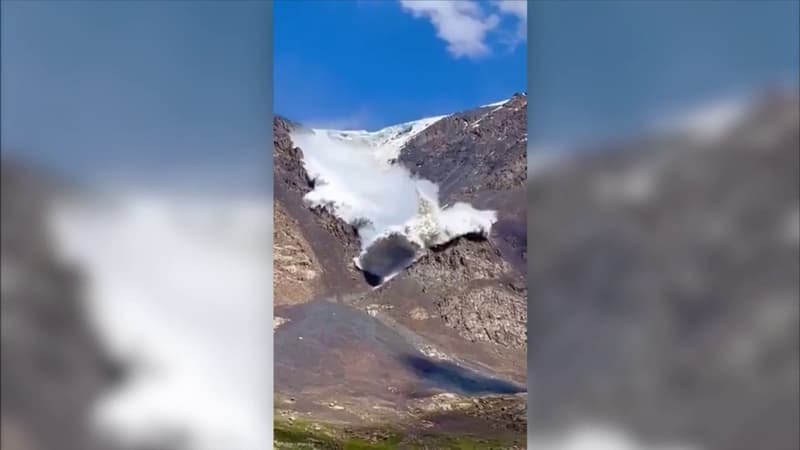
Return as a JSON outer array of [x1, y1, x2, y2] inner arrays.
[[51, 194, 273, 450], [399, 0, 527, 59]]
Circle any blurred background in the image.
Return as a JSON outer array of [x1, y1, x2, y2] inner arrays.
[[2, 1, 798, 450], [527, 2, 799, 450], [1, 1, 272, 449]]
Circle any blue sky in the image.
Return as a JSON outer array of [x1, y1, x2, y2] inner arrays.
[[274, 1, 527, 130], [1, 1, 271, 189], [529, 1, 800, 148], [2, 0, 797, 183]]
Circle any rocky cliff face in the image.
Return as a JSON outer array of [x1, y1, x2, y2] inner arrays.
[[273, 201, 321, 306], [398, 94, 527, 204], [273, 117, 363, 303], [393, 94, 528, 349], [0, 160, 121, 450], [526, 92, 799, 450], [404, 236, 526, 349]]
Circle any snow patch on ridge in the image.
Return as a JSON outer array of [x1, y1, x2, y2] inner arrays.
[[481, 97, 511, 108]]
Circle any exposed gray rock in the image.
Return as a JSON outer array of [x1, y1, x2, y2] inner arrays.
[[398, 93, 527, 204], [437, 285, 527, 349]]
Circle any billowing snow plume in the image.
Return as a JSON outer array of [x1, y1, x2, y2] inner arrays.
[[49, 193, 272, 450], [405, 190, 497, 248], [290, 116, 497, 275]]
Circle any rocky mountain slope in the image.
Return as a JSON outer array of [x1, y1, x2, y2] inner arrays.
[[394, 94, 527, 349], [398, 94, 527, 203], [526, 91, 799, 450], [273, 117, 363, 306], [273, 94, 528, 445], [273, 94, 527, 339]]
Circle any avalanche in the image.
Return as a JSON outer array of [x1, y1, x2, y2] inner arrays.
[[290, 113, 497, 281]]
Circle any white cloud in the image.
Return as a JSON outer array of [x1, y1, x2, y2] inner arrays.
[[399, 0, 500, 59], [495, 0, 527, 20], [399, 0, 527, 59], [494, 0, 527, 49]]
